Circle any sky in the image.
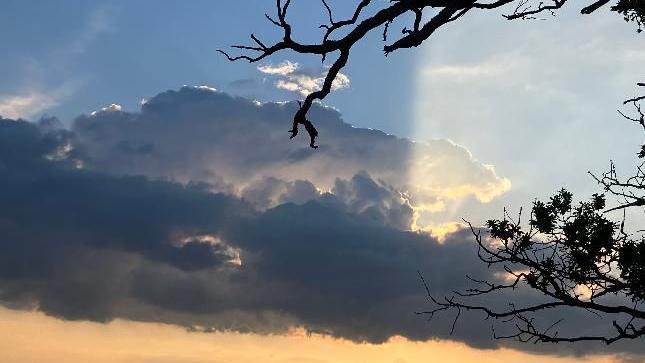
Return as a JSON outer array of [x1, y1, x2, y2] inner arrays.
[[0, 1, 644, 362]]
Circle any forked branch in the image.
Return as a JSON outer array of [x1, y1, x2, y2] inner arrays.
[[219, 0, 615, 147]]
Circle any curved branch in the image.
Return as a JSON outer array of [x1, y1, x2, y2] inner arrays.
[[290, 49, 350, 148], [219, 0, 615, 147]]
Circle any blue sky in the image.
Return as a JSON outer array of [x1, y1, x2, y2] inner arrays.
[[0, 0, 417, 134]]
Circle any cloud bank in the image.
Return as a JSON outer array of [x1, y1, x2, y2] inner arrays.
[[0, 113, 495, 346], [0, 87, 639, 357]]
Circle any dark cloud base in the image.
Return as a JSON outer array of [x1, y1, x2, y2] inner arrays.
[[0, 116, 479, 343], [0, 88, 642, 358]]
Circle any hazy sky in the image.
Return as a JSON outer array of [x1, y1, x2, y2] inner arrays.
[[1, 1, 644, 362]]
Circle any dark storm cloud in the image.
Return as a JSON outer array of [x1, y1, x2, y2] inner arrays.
[[239, 172, 414, 230], [329, 172, 415, 230], [0, 117, 493, 344], [240, 177, 321, 210], [0, 117, 252, 316], [0, 89, 641, 358]]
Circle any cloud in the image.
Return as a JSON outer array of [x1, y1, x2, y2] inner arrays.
[[0, 91, 58, 119], [0, 116, 491, 344], [274, 72, 350, 96], [275, 79, 301, 92], [70, 4, 117, 54], [258, 60, 350, 96], [239, 172, 413, 230], [71, 86, 509, 228], [329, 172, 415, 230], [90, 103, 122, 116], [240, 177, 321, 210], [0, 89, 638, 357]]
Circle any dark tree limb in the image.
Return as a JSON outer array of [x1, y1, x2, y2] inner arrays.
[[219, 0, 616, 147], [581, 0, 612, 14]]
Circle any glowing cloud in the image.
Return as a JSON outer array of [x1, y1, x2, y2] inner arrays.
[[257, 60, 300, 75], [0, 92, 58, 119], [258, 60, 350, 96]]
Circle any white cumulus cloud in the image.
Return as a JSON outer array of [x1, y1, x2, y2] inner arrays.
[[259, 60, 350, 96]]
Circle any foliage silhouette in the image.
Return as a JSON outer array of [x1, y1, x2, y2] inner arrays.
[[421, 86, 645, 344]]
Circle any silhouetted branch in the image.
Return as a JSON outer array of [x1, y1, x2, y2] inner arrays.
[[582, 0, 612, 14], [220, 0, 621, 147]]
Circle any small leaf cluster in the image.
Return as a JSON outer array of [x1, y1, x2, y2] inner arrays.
[[486, 188, 645, 301], [612, 0, 645, 32]]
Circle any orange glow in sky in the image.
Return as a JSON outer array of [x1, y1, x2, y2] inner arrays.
[[0, 307, 627, 363]]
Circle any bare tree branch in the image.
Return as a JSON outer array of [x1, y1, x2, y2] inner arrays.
[[219, 0, 620, 147]]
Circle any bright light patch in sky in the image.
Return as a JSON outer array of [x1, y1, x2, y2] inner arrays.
[[0, 307, 629, 363], [0, 91, 58, 119]]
